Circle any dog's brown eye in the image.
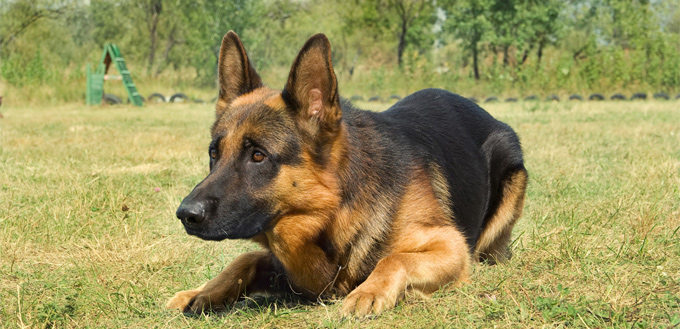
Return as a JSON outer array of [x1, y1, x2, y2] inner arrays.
[[210, 148, 217, 159], [252, 151, 265, 162]]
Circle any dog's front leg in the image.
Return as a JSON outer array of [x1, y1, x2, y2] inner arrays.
[[341, 226, 471, 318], [166, 250, 282, 314]]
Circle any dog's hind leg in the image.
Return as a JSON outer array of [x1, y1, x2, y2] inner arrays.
[[474, 168, 528, 264]]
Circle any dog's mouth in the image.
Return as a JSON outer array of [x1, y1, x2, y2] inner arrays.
[[181, 219, 229, 241], [181, 209, 278, 241]]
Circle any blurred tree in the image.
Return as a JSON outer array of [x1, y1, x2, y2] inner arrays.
[[390, 0, 436, 66], [443, 0, 493, 80], [486, 0, 563, 69], [343, 0, 436, 67], [0, 0, 677, 94], [141, 0, 162, 74], [0, 0, 69, 56], [178, 0, 264, 86]]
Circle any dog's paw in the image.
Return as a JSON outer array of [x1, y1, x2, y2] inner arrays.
[[166, 289, 201, 311], [182, 293, 216, 314], [341, 287, 399, 318], [182, 291, 228, 314]]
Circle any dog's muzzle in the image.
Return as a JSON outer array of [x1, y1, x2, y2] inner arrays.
[[176, 199, 207, 228]]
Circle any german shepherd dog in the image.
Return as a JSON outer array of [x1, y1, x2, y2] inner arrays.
[[166, 31, 527, 318]]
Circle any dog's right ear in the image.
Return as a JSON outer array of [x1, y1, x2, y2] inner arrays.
[[216, 31, 263, 118], [282, 33, 341, 142]]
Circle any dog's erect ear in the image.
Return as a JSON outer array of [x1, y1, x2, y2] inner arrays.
[[283, 33, 341, 135], [217, 31, 263, 116]]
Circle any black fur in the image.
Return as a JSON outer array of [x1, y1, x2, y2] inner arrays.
[[337, 88, 525, 251]]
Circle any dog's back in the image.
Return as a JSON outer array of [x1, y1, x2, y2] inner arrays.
[[343, 88, 526, 259]]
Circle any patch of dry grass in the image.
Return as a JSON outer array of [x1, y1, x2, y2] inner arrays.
[[0, 99, 678, 328]]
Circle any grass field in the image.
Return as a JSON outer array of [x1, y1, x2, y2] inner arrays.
[[0, 99, 678, 328]]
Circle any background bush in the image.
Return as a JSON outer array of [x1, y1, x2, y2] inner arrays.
[[0, 0, 679, 104]]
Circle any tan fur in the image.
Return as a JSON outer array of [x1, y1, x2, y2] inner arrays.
[[341, 169, 471, 317], [264, 93, 287, 110], [166, 283, 205, 310], [264, 152, 342, 298], [259, 127, 363, 298], [231, 88, 278, 107], [474, 169, 528, 263], [215, 98, 229, 117], [429, 163, 454, 220]]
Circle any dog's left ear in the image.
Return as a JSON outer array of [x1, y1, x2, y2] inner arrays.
[[283, 33, 341, 135], [217, 31, 263, 118]]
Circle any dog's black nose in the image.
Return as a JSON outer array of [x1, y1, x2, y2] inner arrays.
[[176, 201, 206, 226]]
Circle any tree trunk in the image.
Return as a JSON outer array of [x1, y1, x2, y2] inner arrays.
[[148, 12, 159, 73], [472, 43, 480, 80], [537, 39, 545, 67], [397, 21, 407, 67], [520, 42, 535, 66], [503, 45, 510, 67], [146, 0, 162, 74], [155, 26, 181, 77], [349, 49, 360, 79]]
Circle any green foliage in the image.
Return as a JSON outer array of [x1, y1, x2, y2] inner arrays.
[[0, 0, 678, 103], [0, 50, 54, 87], [177, 0, 265, 86], [1, 55, 24, 86], [578, 36, 602, 90]]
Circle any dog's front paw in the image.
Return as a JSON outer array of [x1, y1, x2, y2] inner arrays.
[[341, 287, 400, 318], [166, 288, 201, 311], [182, 291, 229, 314]]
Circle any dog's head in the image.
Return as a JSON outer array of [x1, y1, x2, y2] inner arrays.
[[176, 31, 343, 240]]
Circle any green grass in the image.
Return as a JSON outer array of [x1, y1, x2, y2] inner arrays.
[[1, 99, 679, 328]]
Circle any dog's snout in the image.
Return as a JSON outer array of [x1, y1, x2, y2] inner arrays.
[[176, 200, 206, 226]]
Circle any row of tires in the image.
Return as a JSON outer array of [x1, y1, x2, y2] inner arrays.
[[105, 91, 679, 105], [475, 92, 678, 104], [104, 93, 211, 105], [351, 92, 679, 104]]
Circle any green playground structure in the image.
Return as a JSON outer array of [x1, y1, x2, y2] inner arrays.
[[86, 44, 143, 106]]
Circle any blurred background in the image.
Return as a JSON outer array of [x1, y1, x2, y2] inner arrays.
[[0, 0, 678, 105]]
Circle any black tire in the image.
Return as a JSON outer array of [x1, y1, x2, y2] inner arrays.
[[675, 94, 680, 100], [523, 95, 539, 101], [610, 93, 626, 101], [545, 94, 560, 102], [569, 94, 583, 101], [630, 92, 647, 100], [588, 93, 605, 101], [148, 93, 166, 103], [389, 94, 402, 101], [653, 92, 669, 100], [193, 98, 205, 103], [170, 93, 189, 103], [350, 95, 364, 102], [467, 97, 479, 103], [104, 94, 122, 105], [484, 96, 499, 103], [368, 96, 382, 102], [505, 97, 518, 103]]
